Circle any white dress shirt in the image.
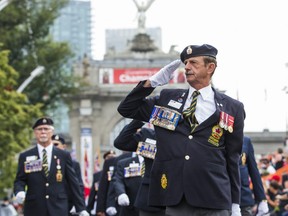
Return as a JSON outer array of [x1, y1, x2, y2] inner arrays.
[[37, 143, 53, 170], [183, 85, 216, 124]]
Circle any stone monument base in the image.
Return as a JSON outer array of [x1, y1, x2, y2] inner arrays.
[[130, 33, 158, 52]]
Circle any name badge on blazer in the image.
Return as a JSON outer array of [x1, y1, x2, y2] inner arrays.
[[124, 162, 141, 178], [24, 159, 42, 173], [136, 138, 157, 159], [26, 155, 38, 161], [168, 100, 182, 109], [149, 105, 181, 131]]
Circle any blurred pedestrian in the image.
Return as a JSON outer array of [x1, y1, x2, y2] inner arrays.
[[52, 134, 85, 216], [240, 136, 269, 216], [87, 150, 116, 215], [13, 117, 89, 216], [0, 196, 17, 216], [114, 119, 165, 216], [259, 157, 276, 176], [105, 152, 134, 216], [266, 180, 282, 216], [113, 155, 142, 216]]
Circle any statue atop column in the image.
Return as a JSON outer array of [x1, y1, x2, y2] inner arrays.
[[133, 0, 155, 34], [82, 53, 90, 78]]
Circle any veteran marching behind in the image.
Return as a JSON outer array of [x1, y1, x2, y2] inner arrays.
[[13, 117, 89, 216], [117, 44, 246, 216]]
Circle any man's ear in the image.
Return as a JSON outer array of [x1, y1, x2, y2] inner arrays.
[[207, 62, 216, 74]]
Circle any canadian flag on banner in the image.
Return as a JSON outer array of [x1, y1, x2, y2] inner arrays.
[[81, 129, 93, 200], [83, 149, 90, 199], [84, 149, 89, 185]]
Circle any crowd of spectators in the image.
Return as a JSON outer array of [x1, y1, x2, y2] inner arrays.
[[258, 147, 288, 216]]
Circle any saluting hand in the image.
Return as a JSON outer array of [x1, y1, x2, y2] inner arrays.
[[149, 59, 181, 87]]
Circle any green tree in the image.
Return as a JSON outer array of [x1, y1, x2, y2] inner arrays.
[[0, 0, 82, 112], [0, 47, 42, 197]]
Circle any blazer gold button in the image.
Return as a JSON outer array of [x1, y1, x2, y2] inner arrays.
[[188, 135, 193, 139], [185, 155, 190, 160]]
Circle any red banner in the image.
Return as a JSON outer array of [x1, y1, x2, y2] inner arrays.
[[99, 68, 186, 84], [114, 68, 159, 84]]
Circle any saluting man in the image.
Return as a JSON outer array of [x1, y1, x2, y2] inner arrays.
[[118, 44, 246, 216], [13, 117, 89, 216]]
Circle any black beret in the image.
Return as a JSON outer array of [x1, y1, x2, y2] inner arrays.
[[103, 150, 116, 160], [180, 44, 218, 63], [51, 134, 65, 144], [32, 117, 54, 129]]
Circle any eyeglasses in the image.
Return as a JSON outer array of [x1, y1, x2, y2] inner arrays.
[[35, 127, 51, 132]]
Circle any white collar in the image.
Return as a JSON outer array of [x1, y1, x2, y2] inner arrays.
[[37, 143, 53, 153], [187, 84, 213, 101]]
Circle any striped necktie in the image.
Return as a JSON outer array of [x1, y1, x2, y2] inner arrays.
[[42, 149, 49, 177], [183, 91, 200, 133], [141, 162, 145, 177]]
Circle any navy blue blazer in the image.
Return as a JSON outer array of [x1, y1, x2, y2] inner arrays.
[[96, 153, 132, 214], [68, 160, 84, 211], [117, 81, 245, 210], [106, 152, 133, 214], [14, 146, 86, 216], [96, 157, 116, 213], [114, 119, 165, 212], [240, 136, 266, 207], [113, 156, 141, 216], [86, 170, 102, 213]]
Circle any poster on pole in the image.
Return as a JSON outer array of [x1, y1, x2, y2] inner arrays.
[[81, 128, 93, 191]]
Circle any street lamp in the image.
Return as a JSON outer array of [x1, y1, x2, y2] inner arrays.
[[17, 66, 45, 93], [0, 0, 13, 11]]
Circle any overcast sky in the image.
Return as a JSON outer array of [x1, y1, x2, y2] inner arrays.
[[91, 0, 288, 132]]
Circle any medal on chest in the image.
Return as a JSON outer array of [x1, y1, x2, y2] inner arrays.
[[56, 159, 63, 182]]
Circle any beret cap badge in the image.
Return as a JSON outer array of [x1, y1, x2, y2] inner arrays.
[[186, 46, 192, 55], [180, 44, 218, 63], [32, 117, 54, 129]]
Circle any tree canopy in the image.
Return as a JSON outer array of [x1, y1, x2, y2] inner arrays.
[[0, 0, 82, 111], [0, 47, 42, 198], [0, 0, 86, 197]]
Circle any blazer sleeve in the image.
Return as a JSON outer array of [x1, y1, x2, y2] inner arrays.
[[64, 152, 86, 212], [117, 81, 156, 122], [114, 119, 145, 151], [246, 137, 266, 202], [225, 100, 245, 204], [86, 171, 102, 212], [73, 160, 84, 198], [113, 159, 127, 197], [96, 158, 115, 213], [13, 152, 27, 195]]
